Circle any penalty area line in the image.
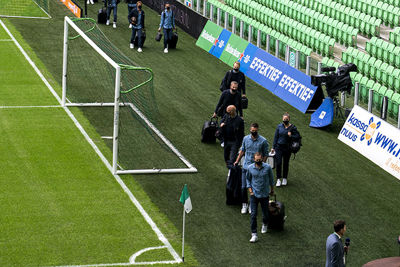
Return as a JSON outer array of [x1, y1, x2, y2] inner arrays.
[[0, 19, 181, 265]]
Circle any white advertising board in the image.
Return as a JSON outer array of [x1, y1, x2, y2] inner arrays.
[[338, 105, 400, 180]]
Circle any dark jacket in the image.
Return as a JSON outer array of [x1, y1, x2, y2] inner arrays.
[[128, 8, 145, 28], [220, 114, 244, 144], [273, 123, 300, 150], [220, 70, 246, 95], [215, 90, 243, 117]]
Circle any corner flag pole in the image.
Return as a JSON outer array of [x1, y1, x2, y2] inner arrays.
[[179, 184, 191, 263], [182, 205, 186, 262]]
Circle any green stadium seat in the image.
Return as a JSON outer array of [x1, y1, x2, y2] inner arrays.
[[386, 66, 395, 89], [376, 62, 388, 83], [372, 83, 382, 106], [372, 59, 382, 81], [391, 93, 400, 117], [359, 76, 369, 98], [388, 92, 398, 116], [391, 69, 400, 92]]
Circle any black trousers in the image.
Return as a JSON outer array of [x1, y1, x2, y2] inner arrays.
[[224, 141, 239, 168], [275, 146, 291, 179]]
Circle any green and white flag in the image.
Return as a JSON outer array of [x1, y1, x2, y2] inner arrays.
[[179, 184, 192, 213]]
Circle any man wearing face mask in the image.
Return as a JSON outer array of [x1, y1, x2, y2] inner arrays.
[[213, 81, 243, 119], [234, 123, 269, 214], [271, 112, 300, 187], [220, 105, 244, 168], [246, 152, 274, 243], [158, 3, 175, 53], [220, 61, 246, 97], [128, 1, 145, 52]]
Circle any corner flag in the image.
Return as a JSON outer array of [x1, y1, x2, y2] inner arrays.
[[179, 184, 192, 213]]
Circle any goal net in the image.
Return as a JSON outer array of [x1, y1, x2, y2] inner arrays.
[[0, 0, 50, 19], [62, 17, 197, 174]]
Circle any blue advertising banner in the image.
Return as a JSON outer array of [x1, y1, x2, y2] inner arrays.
[[197, 21, 318, 113], [210, 29, 232, 58]]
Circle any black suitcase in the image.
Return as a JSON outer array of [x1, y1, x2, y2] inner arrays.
[[226, 165, 242, 205], [98, 8, 107, 24], [201, 117, 218, 143], [134, 30, 146, 47], [168, 31, 178, 49], [241, 96, 248, 109], [268, 194, 286, 230]]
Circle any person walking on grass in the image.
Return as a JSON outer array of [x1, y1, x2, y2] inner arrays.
[[106, 0, 119, 28], [246, 152, 274, 243], [158, 3, 175, 53], [271, 112, 300, 187], [234, 123, 269, 215], [128, 1, 145, 52]]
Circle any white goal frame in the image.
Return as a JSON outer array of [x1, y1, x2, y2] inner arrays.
[[62, 16, 197, 175]]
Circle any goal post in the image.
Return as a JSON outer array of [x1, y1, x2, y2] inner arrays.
[[62, 16, 197, 175]]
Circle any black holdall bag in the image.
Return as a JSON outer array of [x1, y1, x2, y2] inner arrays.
[[201, 117, 218, 143], [169, 30, 178, 49], [226, 165, 242, 205], [155, 32, 162, 42], [241, 95, 248, 109], [289, 125, 302, 157], [98, 7, 107, 24], [268, 194, 286, 231]]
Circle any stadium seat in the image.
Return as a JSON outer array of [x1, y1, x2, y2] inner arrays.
[[385, 64, 394, 87], [390, 93, 400, 117], [393, 69, 400, 93], [372, 83, 382, 107]]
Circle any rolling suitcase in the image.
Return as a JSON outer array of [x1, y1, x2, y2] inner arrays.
[[98, 7, 107, 24], [268, 194, 286, 230], [168, 31, 178, 49], [201, 117, 218, 143], [241, 96, 248, 109], [134, 30, 146, 47], [226, 165, 242, 205]]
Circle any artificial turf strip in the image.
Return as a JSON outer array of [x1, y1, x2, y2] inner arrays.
[[0, 18, 198, 266], [6, 1, 400, 267]]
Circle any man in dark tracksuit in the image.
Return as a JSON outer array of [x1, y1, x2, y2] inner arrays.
[[220, 105, 244, 168], [213, 81, 243, 119], [220, 61, 246, 96]]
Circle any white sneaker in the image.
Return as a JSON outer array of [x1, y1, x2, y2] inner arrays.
[[282, 178, 287, 186], [137, 48, 142, 52], [261, 224, 268, 234], [113, 22, 116, 28], [86, 0, 90, 4], [249, 233, 258, 243], [129, 24, 132, 28], [248, 205, 252, 214], [276, 179, 281, 187], [164, 48, 168, 53], [220, 142, 224, 148], [129, 43, 134, 49], [241, 203, 248, 214], [89, 0, 94, 4], [106, 20, 110, 26]]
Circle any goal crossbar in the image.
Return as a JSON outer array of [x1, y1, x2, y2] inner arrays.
[[62, 16, 197, 175]]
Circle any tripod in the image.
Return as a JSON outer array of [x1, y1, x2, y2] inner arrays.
[[333, 97, 345, 121]]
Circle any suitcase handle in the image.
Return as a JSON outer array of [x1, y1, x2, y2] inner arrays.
[[210, 116, 218, 123]]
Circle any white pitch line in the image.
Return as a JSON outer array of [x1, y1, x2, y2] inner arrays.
[[0, 105, 61, 109], [0, 19, 181, 265]]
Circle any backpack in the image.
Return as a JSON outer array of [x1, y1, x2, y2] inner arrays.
[[289, 126, 302, 157]]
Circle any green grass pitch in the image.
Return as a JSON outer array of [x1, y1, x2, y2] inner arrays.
[[1, 0, 400, 266], [0, 0, 49, 18], [0, 20, 195, 266]]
